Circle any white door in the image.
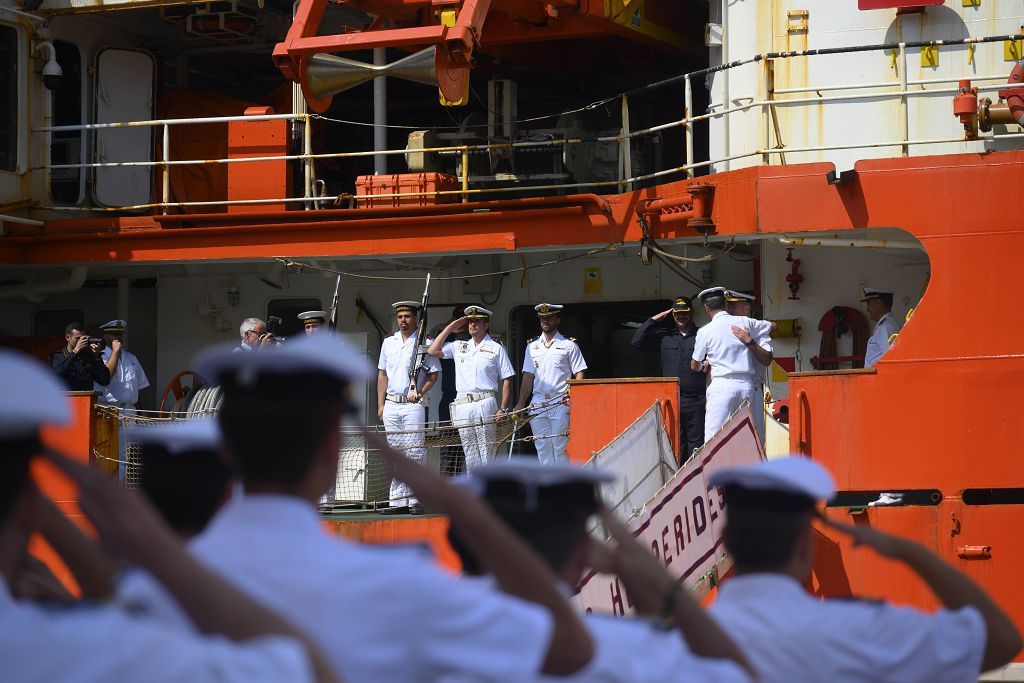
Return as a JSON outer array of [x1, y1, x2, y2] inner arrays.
[[94, 48, 154, 208]]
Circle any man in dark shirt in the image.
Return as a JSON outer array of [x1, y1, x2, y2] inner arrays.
[[50, 322, 111, 391], [631, 296, 705, 461]]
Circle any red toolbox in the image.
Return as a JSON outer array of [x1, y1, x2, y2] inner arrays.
[[355, 173, 460, 208]]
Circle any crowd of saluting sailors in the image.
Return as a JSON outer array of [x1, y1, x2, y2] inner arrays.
[[4, 282, 986, 683]]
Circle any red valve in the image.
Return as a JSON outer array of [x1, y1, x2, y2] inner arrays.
[[785, 248, 803, 301]]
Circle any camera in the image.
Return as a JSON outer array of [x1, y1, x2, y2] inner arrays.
[[86, 337, 106, 352], [265, 316, 286, 345]]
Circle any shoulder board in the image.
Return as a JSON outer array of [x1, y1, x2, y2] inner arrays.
[[568, 337, 577, 342], [528, 337, 538, 343]]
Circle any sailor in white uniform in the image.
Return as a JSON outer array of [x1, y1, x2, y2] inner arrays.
[[724, 291, 774, 441], [0, 349, 337, 683], [449, 460, 753, 683], [691, 287, 773, 442], [862, 287, 902, 367], [297, 310, 328, 336], [429, 306, 515, 472], [377, 300, 441, 513], [707, 456, 1022, 683], [512, 304, 587, 465], [95, 319, 149, 414]]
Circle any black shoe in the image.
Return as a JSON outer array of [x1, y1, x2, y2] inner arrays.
[[409, 503, 425, 516], [380, 505, 409, 515]]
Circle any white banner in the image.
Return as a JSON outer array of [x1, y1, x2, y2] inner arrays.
[[577, 404, 765, 616]]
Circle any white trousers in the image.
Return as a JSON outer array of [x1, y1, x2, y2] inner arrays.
[[530, 399, 570, 465], [704, 377, 759, 443], [382, 400, 426, 506], [451, 395, 498, 473]]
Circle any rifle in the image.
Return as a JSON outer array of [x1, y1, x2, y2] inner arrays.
[[408, 273, 431, 394], [328, 275, 342, 334]]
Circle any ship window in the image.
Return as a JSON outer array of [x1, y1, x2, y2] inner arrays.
[[50, 40, 83, 204], [267, 298, 323, 338], [0, 25, 17, 173]]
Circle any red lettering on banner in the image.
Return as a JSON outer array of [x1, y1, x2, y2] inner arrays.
[[610, 578, 624, 616], [707, 485, 719, 523], [683, 505, 692, 543], [650, 539, 659, 558], [674, 514, 685, 553], [661, 527, 672, 565]]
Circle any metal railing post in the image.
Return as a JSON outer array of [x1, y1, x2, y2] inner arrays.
[[461, 146, 469, 203], [620, 95, 632, 191], [161, 124, 170, 215], [898, 43, 909, 157], [684, 75, 694, 177], [303, 114, 313, 208]]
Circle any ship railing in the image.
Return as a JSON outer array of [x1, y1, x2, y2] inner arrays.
[[30, 32, 1024, 214]]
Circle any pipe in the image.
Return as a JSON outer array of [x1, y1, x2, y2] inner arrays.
[[0, 266, 87, 301], [777, 236, 923, 250], [636, 185, 714, 232], [153, 193, 612, 227], [373, 48, 387, 175], [0, 213, 44, 227]]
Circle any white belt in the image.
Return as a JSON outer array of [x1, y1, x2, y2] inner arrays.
[[385, 393, 410, 404], [452, 391, 496, 405], [533, 392, 565, 401]]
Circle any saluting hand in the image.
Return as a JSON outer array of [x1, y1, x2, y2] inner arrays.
[[448, 316, 469, 333], [652, 308, 674, 321], [817, 515, 916, 561]]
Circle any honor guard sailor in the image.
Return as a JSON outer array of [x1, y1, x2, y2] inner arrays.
[[297, 310, 328, 336], [128, 333, 595, 681], [512, 304, 587, 465], [861, 287, 902, 367], [449, 460, 753, 683], [429, 306, 515, 472], [707, 456, 1021, 683], [377, 300, 440, 513], [0, 349, 340, 683], [691, 287, 773, 443]]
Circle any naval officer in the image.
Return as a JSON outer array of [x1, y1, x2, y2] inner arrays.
[[377, 300, 441, 513], [862, 287, 902, 367], [449, 459, 754, 683], [297, 310, 328, 336], [691, 287, 773, 442], [128, 333, 595, 680], [707, 456, 1022, 683], [429, 306, 515, 473], [723, 291, 774, 441], [631, 296, 706, 459], [0, 349, 340, 683], [512, 304, 587, 465], [95, 319, 149, 415]]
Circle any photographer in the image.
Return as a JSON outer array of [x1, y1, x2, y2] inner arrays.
[[50, 322, 111, 391], [234, 317, 274, 353]]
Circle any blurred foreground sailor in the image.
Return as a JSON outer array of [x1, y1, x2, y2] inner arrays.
[[298, 310, 328, 336], [862, 287, 901, 367], [708, 456, 1022, 683], [130, 333, 594, 681], [692, 287, 773, 442], [449, 459, 753, 683], [513, 304, 587, 465], [377, 300, 440, 513], [429, 306, 516, 472], [0, 349, 339, 683], [631, 296, 706, 458]]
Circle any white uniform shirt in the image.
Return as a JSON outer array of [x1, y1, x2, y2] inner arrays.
[[709, 574, 985, 683], [442, 335, 515, 393], [538, 614, 751, 683], [0, 582, 313, 683], [129, 494, 553, 682], [865, 311, 902, 367], [522, 332, 587, 398], [378, 331, 441, 394], [692, 312, 773, 380], [95, 348, 149, 406]]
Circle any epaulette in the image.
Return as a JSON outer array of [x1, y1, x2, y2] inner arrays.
[[568, 337, 577, 342], [528, 336, 538, 343]]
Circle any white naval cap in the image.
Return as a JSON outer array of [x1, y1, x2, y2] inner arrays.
[[0, 349, 70, 438], [454, 458, 615, 511], [708, 455, 836, 502], [392, 300, 421, 313], [125, 418, 221, 455], [534, 303, 563, 316], [297, 310, 328, 323], [859, 287, 894, 302], [99, 319, 128, 333], [725, 290, 756, 303], [697, 286, 728, 300], [193, 332, 374, 386], [463, 305, 492, 319]]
